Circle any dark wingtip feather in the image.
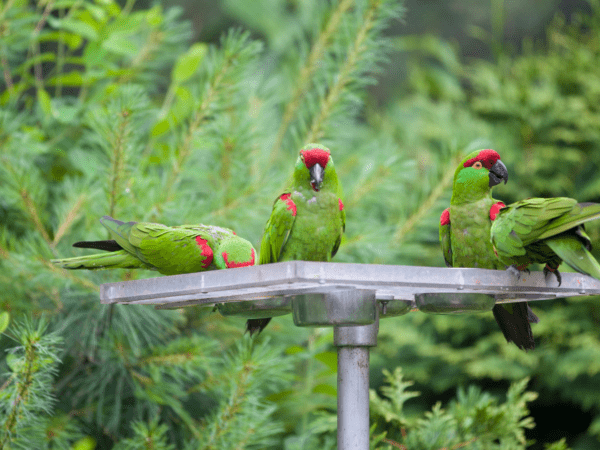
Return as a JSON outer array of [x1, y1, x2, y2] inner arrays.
[[492, 303, 536, 351], [245, 318, 272, 336], [73, 240, 122, 252]]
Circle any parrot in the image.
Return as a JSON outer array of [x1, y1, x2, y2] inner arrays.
[[51, 216, 256, 274], [440, 149, 539, 350], [491, 197, 600, 285], [246, 143, 346, 335]]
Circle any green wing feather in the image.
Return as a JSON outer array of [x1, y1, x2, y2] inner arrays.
[[259, 194, 296, 264], [546, 231, 600, 279], [492, 198, 600, 279]]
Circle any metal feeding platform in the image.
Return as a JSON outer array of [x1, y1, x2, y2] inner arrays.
[[100, 262, 600, 450]]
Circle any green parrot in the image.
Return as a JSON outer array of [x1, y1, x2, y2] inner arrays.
[[440, 149, 539, 350], [246, 143, 346, 335], [52, 216, 256, 274], [491, 197, 600, 285]]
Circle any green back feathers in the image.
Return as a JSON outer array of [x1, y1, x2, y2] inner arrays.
[[491, 198, 600, 280], [52, 216, 257, 275]]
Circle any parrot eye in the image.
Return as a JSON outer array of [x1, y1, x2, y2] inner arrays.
[[472, 161, 483, 169]]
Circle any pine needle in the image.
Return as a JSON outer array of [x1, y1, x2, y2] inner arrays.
[[305, 0, 383, 144], [392, 155, 460, 244], [51, 194, 86, 248], [270, 0, 355, 161], [20, 189, 52, 246]]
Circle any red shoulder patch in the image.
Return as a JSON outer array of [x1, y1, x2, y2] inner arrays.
[[464, 149, 501, 170], [195, 236, 214, 269], [301, 147, 330, 169], [440, 208, 450, 226], [339, 198, 344, 211], [280, 193, 297, 216], [222, 248, 256, 268], [489, 202, 506, 221]]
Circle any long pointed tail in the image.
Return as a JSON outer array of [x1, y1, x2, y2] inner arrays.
[[51, 250, 149, 270], [245, 318, 272, 336], [546, 234, 600, 280], [492, 303, 536, 351]]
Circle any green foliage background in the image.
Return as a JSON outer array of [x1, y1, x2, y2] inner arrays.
[[0, 0, 599, 448]]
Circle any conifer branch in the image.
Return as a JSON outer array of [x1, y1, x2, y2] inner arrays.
[[201, 362, 253, 450], [20, 189, 52, 246], [108, 110, 131, 218], [1, 54, 13, 94], [392, 155, 460, 244], [161, 57, 235, 209], [0, 243, 8, 260], [270, 0, 355, 161], [0, 0, 17, 21], [305, 0, 382, 144], [40, 259, 99, 292], [118, 29, 161, 84], [51, 194, 86, 248], [158, 35, 256, 212], [0, 341, 36, 448]]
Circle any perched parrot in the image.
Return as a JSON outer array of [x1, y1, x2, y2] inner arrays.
[[52, 216, 256, 274], [491, 197, 600, 285], [440, 149, 539, 350], [246, 143, 346, 335]]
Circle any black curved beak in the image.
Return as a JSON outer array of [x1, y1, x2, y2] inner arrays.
[[309, 163, 324, 191], [489, 160, 508, 187]]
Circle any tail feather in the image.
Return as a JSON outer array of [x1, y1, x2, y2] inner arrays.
[[73, 240, 122, 252], [539, 202, 600, 240], [546, 235, 600, 280], [51, 250, 149, 270], [100, 216, 138, 254], [245, 318, 272, 336], [492, 303, 535, 350]]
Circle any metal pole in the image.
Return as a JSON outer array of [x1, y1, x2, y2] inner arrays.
[[334, 314, 379, 450]]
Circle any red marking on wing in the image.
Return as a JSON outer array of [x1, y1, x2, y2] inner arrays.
[[195, 236, 214, 269], [440, 208, 450, 226], [464, 149, 501, 170], [301, 148, 330, 169], [223, 248, 256, 268], [489, 202, 506, 221], [339, 199, 344, 211], [280, 193, 297, 216]]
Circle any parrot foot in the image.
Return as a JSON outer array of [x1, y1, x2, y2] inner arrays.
[[507, 264, 530, 280], [543, 265, 562, 287]]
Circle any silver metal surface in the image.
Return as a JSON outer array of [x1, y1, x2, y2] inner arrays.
[[100, 262, 600, 309], [216, 296, 291, 318], [98, 261, 600, 450], [292, 288, 376, 327], [334, 320, 379, 348], [415, 293, 496, 314], [334, 319, 379, 450]]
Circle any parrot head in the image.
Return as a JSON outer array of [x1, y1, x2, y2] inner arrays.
[[214, 237, 256, 269], [451, 149, 508, 205], [294, 143, 338, 193]]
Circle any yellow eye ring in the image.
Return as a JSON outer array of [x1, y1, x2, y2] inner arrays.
[[472, 161, 483, 169]]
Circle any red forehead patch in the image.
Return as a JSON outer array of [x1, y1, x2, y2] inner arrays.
[[301, 148, 330, 169], [464, 149, 501, 170]]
